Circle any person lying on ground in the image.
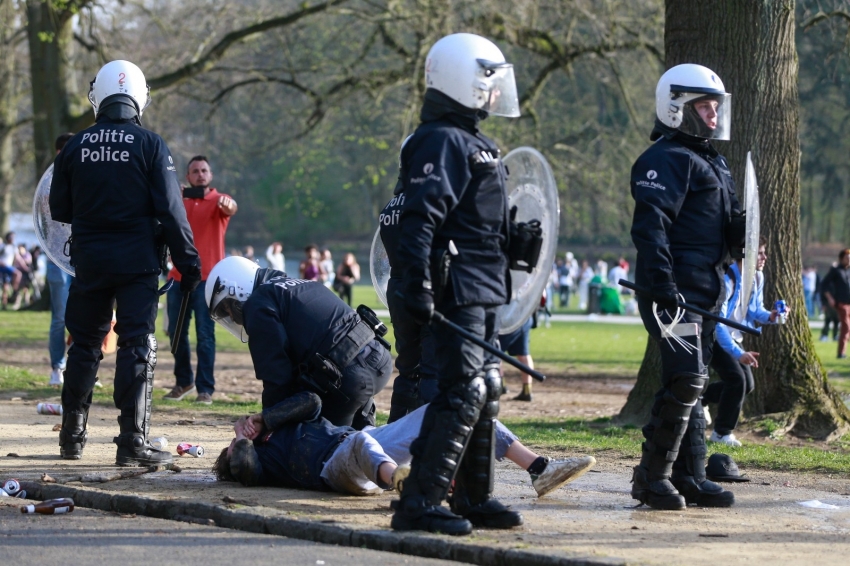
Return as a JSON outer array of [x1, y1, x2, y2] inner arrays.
[[213, 391, 595, 498]]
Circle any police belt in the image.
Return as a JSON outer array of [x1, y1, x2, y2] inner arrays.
[[324, 319, 376, 370]]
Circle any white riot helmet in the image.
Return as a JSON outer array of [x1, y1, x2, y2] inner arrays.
[[655, 64, 731, 140], [206, 256, 260, 342], [425, 33, 520, 118], [88, 60, 152, 116]]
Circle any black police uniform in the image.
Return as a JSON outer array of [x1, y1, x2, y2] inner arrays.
[[242, 269, 392, 429], [379, 180, 439, 423], [50, 95, 200, 466], [629, 121, 741, 508], [391, 90, 521, 531]]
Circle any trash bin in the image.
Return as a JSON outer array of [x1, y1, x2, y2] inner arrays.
[[587, 283, 602, 314]]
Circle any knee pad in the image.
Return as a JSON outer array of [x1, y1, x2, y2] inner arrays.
[[668, 372, 707, 407], [447, 376, 487, 427], [481, 365, 502, 420]]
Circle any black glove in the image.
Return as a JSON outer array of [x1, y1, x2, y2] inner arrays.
[[726, 212, 746, 258], [397, 278, 434, 325], [651, 286, 680, 312], [180, 264, 202, 294]]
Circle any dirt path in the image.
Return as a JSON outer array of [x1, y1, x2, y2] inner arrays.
[[3, 342, 850, 564]]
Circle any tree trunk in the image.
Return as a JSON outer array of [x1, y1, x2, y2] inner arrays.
[[615, 337, 661, 426], [623, 0, 850, 439], [0, 0, 21, 234], [27, 1, 79, 177]]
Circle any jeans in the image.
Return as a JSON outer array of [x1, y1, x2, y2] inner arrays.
[[166, 282, 216, 394], [46, 261, 71, 369], [321, 404, 519, 495]]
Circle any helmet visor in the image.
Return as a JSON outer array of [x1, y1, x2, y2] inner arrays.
[[477, 59, 520, 118], [676, 91, 731, 141], [209, 279, 248, 342]]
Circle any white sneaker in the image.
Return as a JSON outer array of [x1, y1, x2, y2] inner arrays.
[[530, 455, 596, 497], [709, 431, 742, 447], [49, 368, 64, 386], [703, 404, 712, 425]]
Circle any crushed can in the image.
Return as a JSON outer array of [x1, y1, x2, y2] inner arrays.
[[774, 299, 788, 324], [37, 403, 63, 416], [176, 443, 205, 458], [3, 479, 21, 496], [150, 437, 168, 450]]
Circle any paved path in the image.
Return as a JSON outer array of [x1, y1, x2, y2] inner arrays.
[[2, 402, 850, 565]]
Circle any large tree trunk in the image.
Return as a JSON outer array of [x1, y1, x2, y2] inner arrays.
[[625, 0, 850, 439], [616, 338, 661, 426], [26, 1, 80, 177]]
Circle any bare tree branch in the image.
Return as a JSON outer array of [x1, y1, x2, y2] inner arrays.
[[147, 0, 350, 91], [801, 10, 850, 30]]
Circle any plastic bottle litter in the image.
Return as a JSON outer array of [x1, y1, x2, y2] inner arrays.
[[176, 443, 205, 457], [37, 403, 63, 416], [21, 498, 75, 515], [150, 437, 168, 450]]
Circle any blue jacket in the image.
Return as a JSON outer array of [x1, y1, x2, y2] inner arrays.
[[715, 263, 773, 359]]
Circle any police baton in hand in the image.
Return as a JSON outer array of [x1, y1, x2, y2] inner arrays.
[[170, 291, 191, 355], [430, 311, 546, 382], [618, 279, 761, 337]]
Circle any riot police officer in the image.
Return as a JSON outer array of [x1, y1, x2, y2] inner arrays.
[[630, 64, 741, 509], [379, 147, 440, 424], [205, 256, 392, 429], [50, 60, 201, 466], [390, 33, 524, 535]]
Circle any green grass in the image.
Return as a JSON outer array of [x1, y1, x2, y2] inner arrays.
[[3, 292, 850, 474], [502, 416, 850, 474]]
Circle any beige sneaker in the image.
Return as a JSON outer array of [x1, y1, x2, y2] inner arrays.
[[195, 392, 213, 405], [531, 455, 596, 497], [163, 384, 195, 401]]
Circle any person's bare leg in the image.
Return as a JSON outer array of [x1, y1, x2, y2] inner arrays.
[[504, 439, 538, 469], [513, 355, 534, 401]]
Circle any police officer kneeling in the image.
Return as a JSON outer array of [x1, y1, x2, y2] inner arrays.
[[50, 60, 201, 466], [205, 256, 392, 429]]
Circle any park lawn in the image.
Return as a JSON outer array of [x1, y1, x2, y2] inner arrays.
[[3, 291, 850, 473]]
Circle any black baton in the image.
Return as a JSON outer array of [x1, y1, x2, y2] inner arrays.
[[618, 279, 761, 337], [430, 311, 546, 382], [170, 291, 192, 355]]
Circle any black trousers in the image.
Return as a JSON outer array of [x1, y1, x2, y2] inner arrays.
[[62, 270, 158, 414], [386, 277, 439, 418], [706, 342, 754, 436]]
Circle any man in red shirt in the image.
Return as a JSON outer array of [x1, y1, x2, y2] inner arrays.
[[164, 156, 237, 404]]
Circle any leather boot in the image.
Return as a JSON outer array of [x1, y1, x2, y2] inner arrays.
[[59, 410, 88, 460], [115, 432, 173, 467]]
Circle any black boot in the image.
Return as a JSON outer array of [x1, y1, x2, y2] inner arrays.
[[450, 367, 522, 529], [115, 433, 173, 467], [631, 464, 685, 510], [59, 410, 88, 460], [113, 334, 173, 467], [391, 378, 486, 535], [390, 493, 472, 536], [670, 403, 734, 507]]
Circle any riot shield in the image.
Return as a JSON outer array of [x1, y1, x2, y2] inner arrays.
[[370, 227, 390, 308], [32, 164, 74, 276], [734, 151, 759, 324], [498, 147, 560, 334]]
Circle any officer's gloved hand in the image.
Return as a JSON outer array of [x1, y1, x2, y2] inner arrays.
[[398, 279, 434, 325], [180, 264, 202, 294], [651, 286, 680, 312]]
